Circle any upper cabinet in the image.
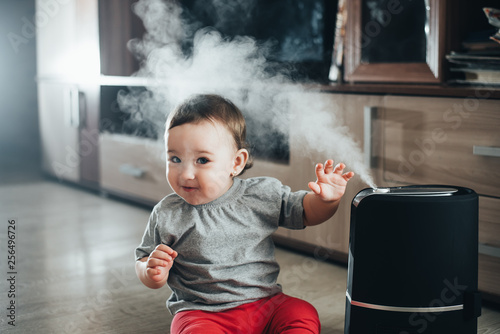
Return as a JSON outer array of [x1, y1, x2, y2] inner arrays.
[[344, 0, 447, 83], [36, 0, 100, 81], [342, 0, 500, 86], [98, 0, 145, 77], [36, 0, 77, 78], [36, 0, 145, 80]]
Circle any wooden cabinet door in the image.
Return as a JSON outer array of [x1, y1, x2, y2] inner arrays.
[[38, 82, 80, 182], [36, 0, 100, 185], [370, 95, 500, 197], [366, 94, 500, 301]]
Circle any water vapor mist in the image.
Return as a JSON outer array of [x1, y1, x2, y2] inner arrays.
[[119, 0, 375, 188]]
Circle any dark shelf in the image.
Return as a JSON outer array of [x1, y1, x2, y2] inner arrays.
[[313, 82, 500, 99]]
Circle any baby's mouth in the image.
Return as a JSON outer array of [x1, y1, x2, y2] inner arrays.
[[181, 186, 197, 192]]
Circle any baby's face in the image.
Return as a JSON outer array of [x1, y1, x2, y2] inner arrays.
[[165, 120, 237, 205]]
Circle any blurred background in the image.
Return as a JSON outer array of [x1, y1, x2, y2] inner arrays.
[[0, 0, 40, 184]]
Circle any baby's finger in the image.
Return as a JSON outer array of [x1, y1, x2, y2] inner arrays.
[[147, 267, 164, 281], [147, 257, 169, 268], [315, 163, 325, 178], [343, 171, 355, 181], [324, 160, 334, 174], [146, 266, 161, 276], [334, 163, 346, 174], [151, 249, 173, 262], [308, 181, 321, 195], [158, 243, 178, 257]]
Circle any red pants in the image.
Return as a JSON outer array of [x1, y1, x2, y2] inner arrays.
[[170, 293, 320, 334]]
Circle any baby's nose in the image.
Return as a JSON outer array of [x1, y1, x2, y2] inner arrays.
[[180, 165, 195, 180]]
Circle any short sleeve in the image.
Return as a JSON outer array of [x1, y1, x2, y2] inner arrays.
[[279, 184, 308, 230], [135, 208, 162, 261]]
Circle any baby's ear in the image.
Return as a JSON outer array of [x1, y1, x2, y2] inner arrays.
[[233, 149, 249, 176]]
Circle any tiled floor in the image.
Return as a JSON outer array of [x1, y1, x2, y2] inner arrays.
[[0, 176, 499, 333]]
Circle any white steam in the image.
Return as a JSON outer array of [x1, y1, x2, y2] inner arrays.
[[120, 0, 375, 188]]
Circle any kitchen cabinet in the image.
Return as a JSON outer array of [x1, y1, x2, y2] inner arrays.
[[368, 95, 500, 196], [363, 93, 500, 303], [36, 0, 100, 188], [38, 82, 81, 182], [99, 133, 171, 205], [37, 80, 99, 187], [98, 0, 144, 76], [344, 0, 447, 83], [342, 0, 498, 85], [36, 0, 100, 80], [321, 0, 500, 303], [36, 0, 79, 182], [274, 91, 500, 303]]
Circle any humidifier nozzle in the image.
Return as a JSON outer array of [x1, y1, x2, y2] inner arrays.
[[373, 187, 390, 193]]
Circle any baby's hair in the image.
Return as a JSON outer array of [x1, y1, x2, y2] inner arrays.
[[166, 94, 253, 173]]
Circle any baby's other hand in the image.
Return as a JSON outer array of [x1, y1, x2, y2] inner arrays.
[[308, 160, 354, 203], [145, 244, 178, 282]]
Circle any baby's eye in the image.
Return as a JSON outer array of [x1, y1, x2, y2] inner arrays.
[[196, 157, 209, 164], [170, 156, 181, 163]]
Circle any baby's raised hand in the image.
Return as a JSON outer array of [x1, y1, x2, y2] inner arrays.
[[308, 160, 354, 203], [145, 244, 178, 282]]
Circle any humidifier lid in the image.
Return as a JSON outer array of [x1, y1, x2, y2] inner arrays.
[[353, 186, 458, 207]]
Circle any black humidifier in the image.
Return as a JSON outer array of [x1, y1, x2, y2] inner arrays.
[[344, 185, 482, 334]]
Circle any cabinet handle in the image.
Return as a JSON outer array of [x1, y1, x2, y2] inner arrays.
[[473, 146, 500, 158], [478, 243, 500, 258], [119, 164, 145, 178], [64, 87, 80, 128]]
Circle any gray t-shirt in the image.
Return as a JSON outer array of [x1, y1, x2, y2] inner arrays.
[[135, 176, 308, 314]]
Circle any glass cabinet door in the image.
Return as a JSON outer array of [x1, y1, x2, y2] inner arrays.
[[344, 0, 446, 83]]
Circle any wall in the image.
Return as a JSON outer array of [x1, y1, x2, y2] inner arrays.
[[0, 0, 40, 183]]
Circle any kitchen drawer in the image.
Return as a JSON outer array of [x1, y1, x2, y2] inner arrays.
[[478, 196, 500, 302], [99, 133, 172, 203], [479, 196, 500, 249], [479, 253, 500, 302], [372, 96, 500, 197]]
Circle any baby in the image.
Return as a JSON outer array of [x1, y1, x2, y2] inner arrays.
[[135, 94, 354, 333]]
